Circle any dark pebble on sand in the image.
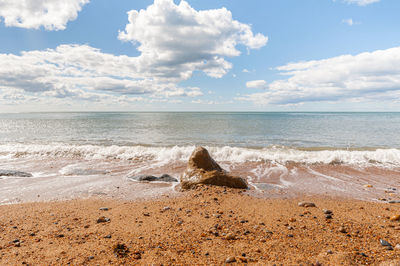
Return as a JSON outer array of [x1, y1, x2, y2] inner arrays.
[[380, 239, 392, 247], [97, 216, 110, 223], [99, 207, 109, 211], [104, 235, 112, 239], [323, 209, 333, 214], [325, 214, 332, 219]]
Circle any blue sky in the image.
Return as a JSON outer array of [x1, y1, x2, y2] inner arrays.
[[0, 0, 399, 112]]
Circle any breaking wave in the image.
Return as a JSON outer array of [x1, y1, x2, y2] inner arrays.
[[0, 143, 400, 167]]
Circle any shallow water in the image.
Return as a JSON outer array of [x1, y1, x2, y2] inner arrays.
[[1, 112, 400, 204]]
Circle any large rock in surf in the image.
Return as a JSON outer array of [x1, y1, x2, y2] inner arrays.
[[181, 147, 248, 189], [0, 170, 32, 178]]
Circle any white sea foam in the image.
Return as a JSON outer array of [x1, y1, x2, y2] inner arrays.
[[0, 144, 400, 167]]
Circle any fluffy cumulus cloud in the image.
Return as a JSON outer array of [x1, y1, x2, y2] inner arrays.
[[0, 44, 203, 103], [342, 0, 380, 6], [118, 0, 268, 79], [239, 47, 400, 105], [0, 0, 89, 30], [0, 0, 267, 104]]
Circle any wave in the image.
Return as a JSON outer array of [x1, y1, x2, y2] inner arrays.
[[0, 143, 400, 167]]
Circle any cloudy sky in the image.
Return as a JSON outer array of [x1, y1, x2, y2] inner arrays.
[[0, 0, 399, 112]]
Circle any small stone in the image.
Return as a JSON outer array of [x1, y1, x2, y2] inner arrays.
[[289, 218, 296, 222], [226, 233, 236, 240], [143, 213, 150, 217], [97, 216, 110, 223], [56, 234, 64, 238], [99, 207, 109, 211], [364, 184, 373, 188], [226, 257, 236, 263], [386, 246, 394, 251], [287, 234, 294, 237], [104, 235, 112, 239], [298, 202, 316, 207], [325, 214, 332, 219], [240, 220, 248, 223], [88, 256, 94, 260], [390, 215, 400, 221], [287, 226, 294, 230], [162, 206, 171, 212], [380, 239, 392, 247], [359, 252, 368, 257], [327, 250, 333, 254], [395, 244, 400, 249], [133, 252, 141, 259], [338, 226, 347, 233], [323, 209, 333, 214]]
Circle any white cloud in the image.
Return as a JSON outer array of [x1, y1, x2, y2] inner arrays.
[[239, 46, 400, 105], [342, 0, 380, 6], [0, 44, 203, 103], [342, 18, 354, 26], [0, 0, 268, 105], [118, 0, 268, 80], [246, 80, 267, 89], [242, 69, 250, 73], [0, 0, 89, 30]]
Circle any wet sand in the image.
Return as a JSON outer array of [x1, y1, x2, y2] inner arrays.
[[1, 186, 400, 265]]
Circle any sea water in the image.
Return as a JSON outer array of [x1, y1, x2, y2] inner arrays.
[[1, 112, 400, 203]]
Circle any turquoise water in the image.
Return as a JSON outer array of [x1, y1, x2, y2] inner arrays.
[[0, 112, 399, 149]]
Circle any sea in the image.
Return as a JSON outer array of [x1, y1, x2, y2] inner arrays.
[[1, 112, 400, 204]]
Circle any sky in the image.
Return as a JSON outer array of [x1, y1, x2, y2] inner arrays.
[[0, 0, 399, 112]]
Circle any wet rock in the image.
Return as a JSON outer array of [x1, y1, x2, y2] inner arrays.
[[226, 256, 236, 263], [380, 239, 392, 247], [97, 216, 110, 223], [128, 174, 178, 182], [298, 202, 316, 207], [0, 170, 32, 178], [390, 215, 400, 221], [180, 147, 248, 189]]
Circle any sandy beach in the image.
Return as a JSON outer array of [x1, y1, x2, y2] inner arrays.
[[1, 185, 400, 265]]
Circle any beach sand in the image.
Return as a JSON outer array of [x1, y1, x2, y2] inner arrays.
[[1, 185, 400, 265]]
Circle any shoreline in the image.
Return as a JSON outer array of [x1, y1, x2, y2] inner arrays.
[[1, 186, 400, 265]]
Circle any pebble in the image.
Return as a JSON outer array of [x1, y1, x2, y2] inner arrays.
[[298, 202, 316, 207], [287, 234, 294, 237], [389, 200, 400, 204], [390, 215, 400, 221], [364, 184, 373, 188], [323, 209, 333, 214], [99, 207, 109, 211], [396, 244, 400, 250], [226, 233, 236, 240], [380, 239, 392, 247], [338, 226, 347, 233], [289, 218, 296, 222], [226, 257, 236, 263], [325, 214, 332, 219], [143, 213, 150, 217], [88, 256, 94, 260], [97, 217, 110, 223], [326, 250, 333, 254], [104, 235, 112, 239], [162, 206, 171, 212]]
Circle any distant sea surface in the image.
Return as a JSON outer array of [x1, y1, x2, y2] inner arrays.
[[1, 112, 400, 204]]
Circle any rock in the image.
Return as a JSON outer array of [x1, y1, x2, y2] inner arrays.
[[0, 170, 32, 178], [226, 257, 236, 263], [325, 214, 333, 219], [390, 215, 400, 221], [298, 202, 316, 207], [226, 233, 236, 240], [128, 174, 178, 182], [180, 147, 248, 189], [104, 235, 112, 239], [380, 239, 392, 247], [396, 244, 400, 250], [113, 243, 129, 257], [364, 184, 373, 188], [97, 216, 110, 223], [338, 226, 347, 233], [99, 207, 109, 211], [323, 209, 333, 214], [389, 200, 400, 204]]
